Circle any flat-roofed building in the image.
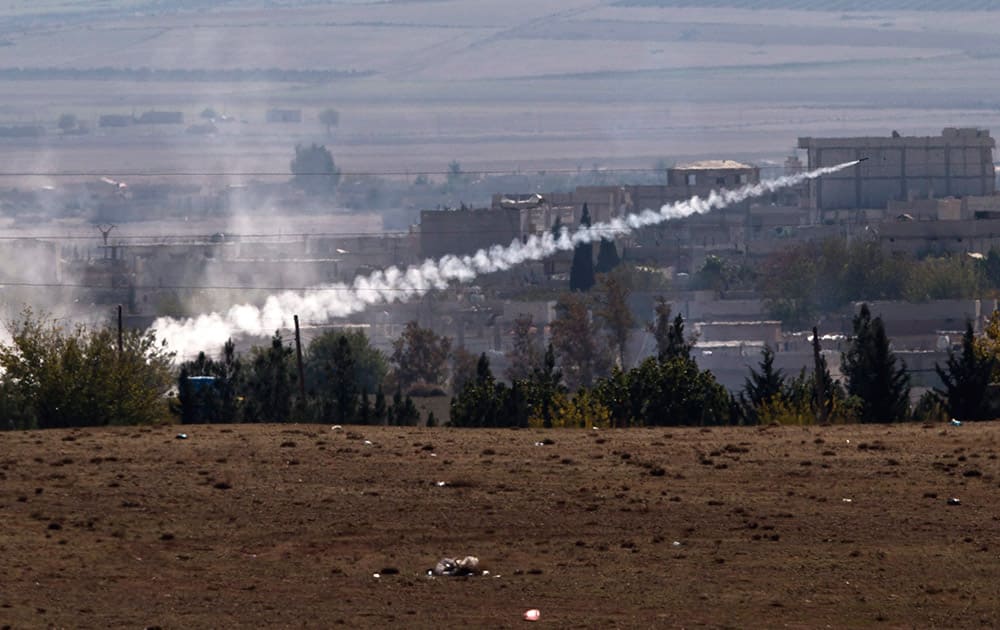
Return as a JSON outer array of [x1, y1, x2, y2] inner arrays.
[[798, 128, 995, 212]]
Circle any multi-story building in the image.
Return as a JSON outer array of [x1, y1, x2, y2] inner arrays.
[[798, 128, 996, 213]]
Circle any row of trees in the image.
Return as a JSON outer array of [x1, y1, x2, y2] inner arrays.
[[4, 297, 1000, 430], [753, 239, 995, 326], [176, 327, 427, 427], [453, 301, 1000, 428]]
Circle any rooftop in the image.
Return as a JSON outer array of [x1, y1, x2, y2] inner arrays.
[[673, 160, 754, 171]]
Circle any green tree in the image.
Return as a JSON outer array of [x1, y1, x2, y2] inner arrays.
[[569, 204, 595, 292], [904, 255, 982, 302], [842, 304, 910, 423], [290, 143, 340, 195], [373, 384, 387, 424], [305, 329, 387, 397], [982, 249, 1000, 289], [739, 345, 785, 424], [935, 321, 996, 421], [594, 238, 621, 275], [318, 107, 340, 136], [450, 345, 480, 394], [693, 255, 729, 293], [594, 356, 729, 427], [505, 314, 541, 382], [665, 313, 693, 362], [176, 339, 244, 424], [551, 292, 609, 390], [390, 321, 452, 392], [522, 344, 564, 428], [811, 327, 835, 424], [388, 386, 420, 426], [594, 269, 634, 368], [0, 309, 173, 429], [759, 246, 818, 327], [321, 335, 358, 424], [358, 387, 372, 425], [450, 353, 529, 428], [647, 298, 694, 362], [243, 331, 296, 422]]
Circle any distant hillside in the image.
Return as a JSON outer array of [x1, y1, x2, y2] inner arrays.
[[616, 0, 1000, 9]]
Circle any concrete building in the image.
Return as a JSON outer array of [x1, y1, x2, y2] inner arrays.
[[667, 160, 759, 192], [419, 207, 521, 260], [798, 128, 996, 213]]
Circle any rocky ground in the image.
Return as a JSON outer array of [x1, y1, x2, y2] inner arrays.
[[1, 421, 998, 628]]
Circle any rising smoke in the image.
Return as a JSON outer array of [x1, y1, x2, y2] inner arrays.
[[152, 160, 860, 358]]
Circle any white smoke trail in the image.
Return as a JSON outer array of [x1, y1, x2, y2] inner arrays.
[[152, 161, 859, 358]]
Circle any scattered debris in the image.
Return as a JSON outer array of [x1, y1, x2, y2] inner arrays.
[[842, 498, 853, 503], [523, 609, 541, 622], [435, 481, 448, 487], [671, 541, 683, 547], [331, 425, 342, 431], [175, 433, 188, 440], [950, 419, 962, 427], [430, 556, 482, 577], [363, 440, 374, 446], [947, 497, 961, 506], [534, 441, 545, 447]]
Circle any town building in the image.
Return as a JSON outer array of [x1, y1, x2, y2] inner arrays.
[[798, 128, 996, 213]]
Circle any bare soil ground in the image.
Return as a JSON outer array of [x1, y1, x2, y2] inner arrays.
[[1, 421, 998, 628]]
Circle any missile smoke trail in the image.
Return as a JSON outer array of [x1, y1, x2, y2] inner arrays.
[[152, 160, 859, 358]]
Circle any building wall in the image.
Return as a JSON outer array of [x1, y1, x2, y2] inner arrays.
[[419, 207, 522, 260], [880, 218, 1000, 256], [798, 128, 996, 211]]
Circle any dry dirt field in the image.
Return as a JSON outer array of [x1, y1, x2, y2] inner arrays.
[[1, 421, 998, 628]]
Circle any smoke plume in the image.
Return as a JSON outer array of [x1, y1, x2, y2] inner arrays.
[[152, 161, 859, 358]]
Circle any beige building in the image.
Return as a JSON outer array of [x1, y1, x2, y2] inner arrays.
[[798, 128, 996, 212]]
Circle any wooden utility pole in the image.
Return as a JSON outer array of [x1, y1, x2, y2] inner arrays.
[[294, 315, 306, 402]]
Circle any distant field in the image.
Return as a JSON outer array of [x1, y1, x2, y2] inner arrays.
[[615, 0, 1000, 9], [0, 1, 998, 181]]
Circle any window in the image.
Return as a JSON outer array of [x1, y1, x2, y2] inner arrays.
[[738, 174, 748, 184], [686, 174, 697, 186], [716, 177, 726, 185]]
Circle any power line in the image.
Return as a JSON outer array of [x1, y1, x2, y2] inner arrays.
[[0, 161, 993, 178], [0, 280, 465, 293], [0, 168, 673, 177]]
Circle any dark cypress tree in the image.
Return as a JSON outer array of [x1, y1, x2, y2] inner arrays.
[[373, 384, 387, 424], [569, 203, 595, 292], [328, 335, 357, 424], [244, 332, 294, 422], [664, 313, 694, 362], [935, 321, 995, 421], [740, 345, 785, 423], [359, 387, 371, 425], [812, 327, 834, 423], [842, 304, 910, 423], [594, 238, 621, 274], [527, 344, 564, 429]]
